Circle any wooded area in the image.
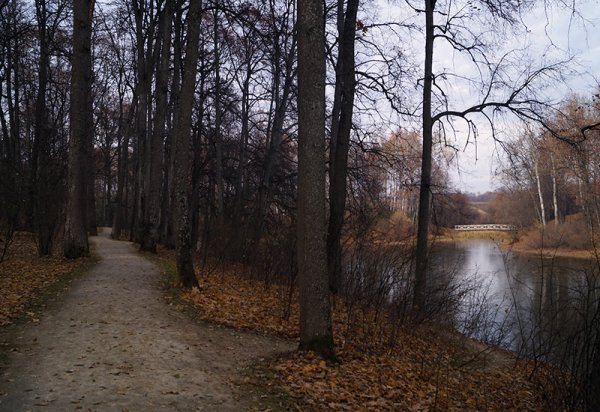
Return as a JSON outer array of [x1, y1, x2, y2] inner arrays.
[[1, 0, 600, 408]]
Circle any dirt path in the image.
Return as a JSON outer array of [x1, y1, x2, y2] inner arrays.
[[0, 229, 294, 411]]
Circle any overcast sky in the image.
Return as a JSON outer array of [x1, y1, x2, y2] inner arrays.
[[444, 1, 600, 193]]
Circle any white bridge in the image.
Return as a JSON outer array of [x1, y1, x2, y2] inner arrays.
[[454, 224, 516, 231]]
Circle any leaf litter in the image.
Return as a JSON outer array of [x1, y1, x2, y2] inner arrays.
[[155, 246, 545, 411], [0, 232, 86, 326]]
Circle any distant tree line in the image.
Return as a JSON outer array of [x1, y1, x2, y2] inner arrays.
[[490, 94, 600, 242]]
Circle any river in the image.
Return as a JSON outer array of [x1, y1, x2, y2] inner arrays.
[[432, 239, 600, 359]]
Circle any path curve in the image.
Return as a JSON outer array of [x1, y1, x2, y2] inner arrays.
[[0, 230, 293, 411]]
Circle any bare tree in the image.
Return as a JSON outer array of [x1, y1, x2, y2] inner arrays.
[[252, 0, 297, 247], [31, 0, 69, 254], [326, 0, 359, 294], [107, 4, 137, 240], [172, 0, 202, 288], [140, 0, 173, 252], [411, 0, 570, 312], [64, 0, 94, 258]]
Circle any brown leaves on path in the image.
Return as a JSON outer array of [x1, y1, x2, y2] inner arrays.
[[0, 232, 86, 326]]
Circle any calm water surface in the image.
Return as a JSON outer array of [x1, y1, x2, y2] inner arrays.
[[432, 240, 599, 356]]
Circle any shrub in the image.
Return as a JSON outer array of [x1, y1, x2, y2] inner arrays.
[[520, 218, 594, 251]]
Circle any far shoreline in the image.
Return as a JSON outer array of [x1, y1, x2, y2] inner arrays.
[[436, 229, 597, 261]]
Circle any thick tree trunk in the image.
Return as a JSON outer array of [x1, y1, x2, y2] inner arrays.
[[413, 0, 435, 313], [64, 0, 94, 259], [0, 15, 21, 235], [190, 69, 206, 250], [163, 1, 183, 247], [86, 130, 98, 236], [141, 3, 173, 252], [132, 0, 154, 245], [326, 0, 359, 294], [297, 0, 335, 359], [172, 0, 202, 289]]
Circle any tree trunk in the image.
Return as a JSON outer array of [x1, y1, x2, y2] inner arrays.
[[535, 159, 546, 227], [172, 0, 202, 289], [32, 0, 54, 255], [551, 152, 559, 226], [111, 105, 134, 239], [86, 127, 98, 236], [413, 0, 435, 313], [132, 0, 153, 244], [163, 0, 184, 247], [253, 37, 295, 245], [326, 0, 359, 294], [141, 3, 173, 252], [232, 65, 251, 231], [297, 0, 335, 359], [64, 0, 94, 259], [212, 9, 225, 228]]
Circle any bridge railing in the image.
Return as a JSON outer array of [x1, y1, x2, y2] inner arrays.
[[454, 224, 516, 231]]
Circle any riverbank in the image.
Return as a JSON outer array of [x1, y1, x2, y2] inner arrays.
[[506, 218, 599, 260], [153, 245, 548, 410], [504, 241, 597, 260], [437, 228, 598, 260], [435, 229, 515, 244]]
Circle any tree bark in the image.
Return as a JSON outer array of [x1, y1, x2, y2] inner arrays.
[[86, 122, 98, 236], [535, 158, 546, 227], [172, 0, 202, 289], [141, 2, 173, 252], [326, 0, 359, 294], [132, 0, 155, 244], [212, 9, 225, 228], [163, 0, 184, 247], [413, 0, 435, 313], [253, 13, 296, 246], [232, 60, 251, 231], [550, 152, 559, 226], [297, 0, 335, 359], [32, 0, 53, 254], [111, 101, 134, 239], [64, 0, 94, 259]]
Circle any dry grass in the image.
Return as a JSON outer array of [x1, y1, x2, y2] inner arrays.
[[512, 217, 599, 259], [436, 229, 515, 243]]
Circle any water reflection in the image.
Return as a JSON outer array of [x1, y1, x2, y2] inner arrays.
[[432, 240, 599, 358]]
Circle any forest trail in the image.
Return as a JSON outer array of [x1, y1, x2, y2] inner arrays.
[[0, 229, 293, 411]]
